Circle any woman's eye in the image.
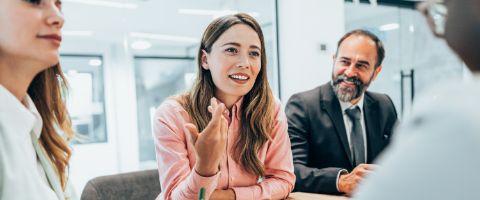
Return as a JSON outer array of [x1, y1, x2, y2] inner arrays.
[[24, 0, 41, 5], [225, 47, 238, 54], [250, 51, 260, 57], [56, 0, 63, 10]]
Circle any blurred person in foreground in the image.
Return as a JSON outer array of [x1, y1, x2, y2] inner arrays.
[[353, 0, 480, 199]]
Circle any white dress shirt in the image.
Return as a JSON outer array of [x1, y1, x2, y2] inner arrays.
[[0, 85, 75, 200]]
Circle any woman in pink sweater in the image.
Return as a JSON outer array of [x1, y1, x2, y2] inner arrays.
[[152, 13, 295, 200]]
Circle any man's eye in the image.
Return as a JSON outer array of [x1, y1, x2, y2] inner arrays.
[[356, 64, 367, 69]]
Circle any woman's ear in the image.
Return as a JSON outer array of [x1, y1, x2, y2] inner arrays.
[[201, 50, 209, 70]]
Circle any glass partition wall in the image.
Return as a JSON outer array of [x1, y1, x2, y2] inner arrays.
[[134, 57, 196, 167], [344, 2, 465, 117], [60, 55, 107, 144]]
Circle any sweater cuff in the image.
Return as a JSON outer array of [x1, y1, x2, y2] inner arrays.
[[188, 169, 220, 198], [232, 186, 256, 200]]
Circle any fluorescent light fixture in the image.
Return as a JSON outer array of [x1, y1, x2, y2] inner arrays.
[[178, 9, 260, 18], [62, 30, 94, 37], [63, 0, 138, 9], [179, 9, 222, 15], [131, 40, 152, 50], [409, 25, 415, 33], [88, 59, 102, 66], [379, 23, 399, 31], [130, 32, 198, 44]]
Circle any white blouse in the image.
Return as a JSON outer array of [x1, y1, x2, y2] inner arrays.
[[0, 85, 75, 200]]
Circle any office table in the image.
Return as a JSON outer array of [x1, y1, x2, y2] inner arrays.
[[288, 192, 349, 200]]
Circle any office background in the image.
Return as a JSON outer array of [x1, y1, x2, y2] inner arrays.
[[58, 0, 467, 193]]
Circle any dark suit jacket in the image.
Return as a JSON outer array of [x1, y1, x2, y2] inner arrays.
[[286, 83, 398, 194]]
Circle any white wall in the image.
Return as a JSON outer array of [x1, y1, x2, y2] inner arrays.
[[104, 42, 140, 173], [277, 0, 345, 103]]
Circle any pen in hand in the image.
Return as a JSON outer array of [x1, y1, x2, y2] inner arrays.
[[199, 187, 205, 200]]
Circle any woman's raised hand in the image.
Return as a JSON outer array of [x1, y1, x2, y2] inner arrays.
[[184, 98, 228, 177]]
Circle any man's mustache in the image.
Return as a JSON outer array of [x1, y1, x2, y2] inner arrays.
[[333, 75, 363, 86]]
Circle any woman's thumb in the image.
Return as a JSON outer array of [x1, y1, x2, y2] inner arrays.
[[184, 123, 199, 145]]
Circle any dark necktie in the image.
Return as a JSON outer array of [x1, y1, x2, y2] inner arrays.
[[345, 106, 365, 166]]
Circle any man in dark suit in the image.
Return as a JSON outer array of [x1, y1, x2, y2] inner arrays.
[[286, 29, 398, 196]]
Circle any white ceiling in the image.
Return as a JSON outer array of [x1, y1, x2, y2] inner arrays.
[[61, 0, 275, 51]]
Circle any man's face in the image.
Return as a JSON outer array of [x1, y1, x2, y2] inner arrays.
[[443, 0, 480, 70], [332, 35, 382, 103]]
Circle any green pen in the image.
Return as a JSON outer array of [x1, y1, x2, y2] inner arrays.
[[199, 187, 205, 200]]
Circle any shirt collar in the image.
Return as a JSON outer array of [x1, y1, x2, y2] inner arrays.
[[330, 80, 365, 113], [338, 93, 365, 115], [24, 94, 44, 139], [0, 85, 43, 139]]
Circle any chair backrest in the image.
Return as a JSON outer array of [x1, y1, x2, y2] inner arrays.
[[81, 169, 161, 200]]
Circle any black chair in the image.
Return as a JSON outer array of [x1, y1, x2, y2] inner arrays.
[[81, 169, 161, 200]]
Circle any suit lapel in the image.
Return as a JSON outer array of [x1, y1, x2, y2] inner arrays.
[[320, 84, 353, 167], [363, 93, 382, 163]]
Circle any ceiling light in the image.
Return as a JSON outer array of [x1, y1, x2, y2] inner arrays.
[[63, 0, 138, 9], [379, 23, 399, 31], [130, 32, 198, 43], [88, 59, 102, 66], [131, 40, 152, 50], [178, 9, 260, 19]]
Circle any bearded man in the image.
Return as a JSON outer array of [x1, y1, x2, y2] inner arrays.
[[286, 29, 398, 196]]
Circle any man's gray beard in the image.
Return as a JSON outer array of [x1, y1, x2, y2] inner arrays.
[[333, 83, 364, 102], [332, 74, 370, 102]]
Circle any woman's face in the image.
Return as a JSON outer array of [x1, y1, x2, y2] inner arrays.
[[201, 24, 262, 102], [0, 0, 64, 69]]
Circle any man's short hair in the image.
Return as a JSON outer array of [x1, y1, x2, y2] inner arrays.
[[336, 29, 385, 68]]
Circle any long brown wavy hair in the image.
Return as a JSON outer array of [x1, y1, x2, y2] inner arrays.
[[180, 13, 274, 177], [27, 64, 74, 189]]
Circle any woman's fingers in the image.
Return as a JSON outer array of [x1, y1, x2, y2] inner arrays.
[[203, 97, 227, 138], [210, 98, 225, 124], [210, 97, 218, 110]]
